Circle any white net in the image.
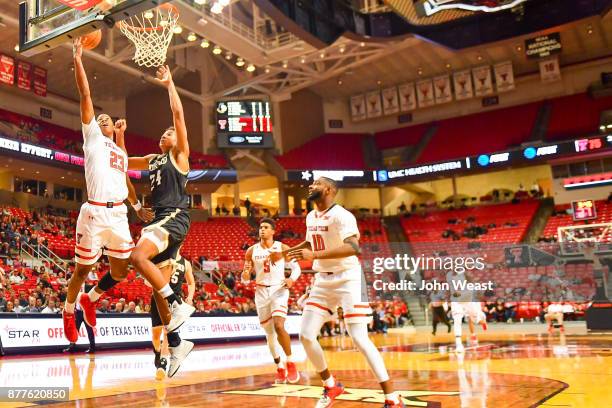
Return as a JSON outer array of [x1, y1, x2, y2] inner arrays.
[[118, 4, 179, 68]]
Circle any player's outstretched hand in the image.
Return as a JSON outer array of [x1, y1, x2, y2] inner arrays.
[[287, 249, 314, 262], [137, 207, 154, 223], [155, 65, 173, 88], [73, 38, 83, 59], [114, 118, 127, 134]]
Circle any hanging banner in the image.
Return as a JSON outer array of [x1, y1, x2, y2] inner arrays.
[[33, 66, 47, 97], [382, 87, 399, 115], [416, 79, 435, 108], [494, 61, 515, 93], [350, 94, 366, 122], [433, 74, 452, 104], [17, 61, 32, 91], [366, 90, 382, 118], [539, 58, 561, 83], [0, 55, 15, 85], [398, 82, 416, 112], [472, 65, 493, 96], [525, 33, 562, 59], [453, 70, 473, 100]]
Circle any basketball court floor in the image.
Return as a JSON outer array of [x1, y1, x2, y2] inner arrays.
[[0, 322, 609, 408]]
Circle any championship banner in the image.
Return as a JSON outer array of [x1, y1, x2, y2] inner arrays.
[[350, 94, 366, 122], [539, 58, 561, 83], [494, 61, 515, 93], [382, 87, 399, 115], [453, 70, 473, 101], [472, 65, 493, 96], [398, 82, 416, 112], [416, 79, 435, 108], [366, 90, 382, 118], [433, 75, 452, 104], [33, 66, 47, 97], [0, 55, 14, 85], [17, 61, 32, 91]]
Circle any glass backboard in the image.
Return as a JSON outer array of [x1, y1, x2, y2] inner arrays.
[[18, 0, 166, 56]]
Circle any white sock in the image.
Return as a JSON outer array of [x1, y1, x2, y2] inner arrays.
[[323, 375, 335, 388], [159, 284, 173, 298], [286, 354, 294, 363], [88, 288, 102, 302], [278, 358, 286, 369], [385, 392, 400, 403], [65, 302, 75, 313], [455, 336, 462, 345], [299, 311, 328, 373]]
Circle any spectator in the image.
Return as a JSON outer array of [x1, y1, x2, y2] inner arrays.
[[244, 197, 251, 212], [56, 271, 68, 286], [398, 201, 407, 213], [124, 301, 137, 313], [224, 272, 236, 291], [98, 299, 110, 313], [41, 298, 60, 313], [135, 299, 144, 313], [143, 303, 151, 313], [492, 299, 506, 322], [215, 204, 221, 216], [25, 296, 40, 313], [0, 291, 6, 311], [232, 206, 240, 216], [114, 302, 124, 313], [9, 269, 24, 285]]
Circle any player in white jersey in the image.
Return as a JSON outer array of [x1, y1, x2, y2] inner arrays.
[[62, 38, 152, 344], [285, 177, 404, 408], [446, 271, 487, 353], [242, 218, 301, 384]]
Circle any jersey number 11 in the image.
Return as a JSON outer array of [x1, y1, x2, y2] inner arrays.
[[312, 234, 325, 251]]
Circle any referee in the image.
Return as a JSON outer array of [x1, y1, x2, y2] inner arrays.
[[430, 288, 451, 335]]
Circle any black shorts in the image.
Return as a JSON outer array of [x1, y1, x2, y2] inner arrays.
[[141, 208, 190, 268]]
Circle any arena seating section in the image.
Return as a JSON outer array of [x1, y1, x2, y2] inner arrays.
[[274, 93, 612, 170], [275, 133, 369, 170], [0, 108, 228, 169]]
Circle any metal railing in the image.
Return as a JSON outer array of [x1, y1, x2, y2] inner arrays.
[[20, 240, 67, 274]]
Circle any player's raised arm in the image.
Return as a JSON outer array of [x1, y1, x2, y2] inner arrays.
[[184, 261, 195, 305], [73, 38, 94, 126], [155, 65, 189, 167], [114, 118, 127, 153]]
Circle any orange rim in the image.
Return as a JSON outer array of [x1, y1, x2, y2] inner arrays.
[[119, 3, 179, 32]]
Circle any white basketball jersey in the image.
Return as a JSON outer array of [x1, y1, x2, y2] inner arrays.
[[306, 204, 360, 273], [446, 271, 473, 302], [252, 241, 285, 286], [82, 118, 128, 203]]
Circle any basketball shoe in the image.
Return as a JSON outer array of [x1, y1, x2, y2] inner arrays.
[[384, 398, 406, 407], [62, 310, 78, 343], [315, 382, 345, 408], [168, 340, 194, 378], [286, 362, 300, 383], [155, 356, 168, 381], [167, 301, 195, 332], [78, 293, 97, 327], [275, 367, 287, 384]]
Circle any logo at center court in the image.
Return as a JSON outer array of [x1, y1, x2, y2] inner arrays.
[[222, 384, 459, 407]]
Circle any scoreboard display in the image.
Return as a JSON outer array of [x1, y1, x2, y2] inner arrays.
[[571, 199, 598, 221], [216, 100, 274, 148]]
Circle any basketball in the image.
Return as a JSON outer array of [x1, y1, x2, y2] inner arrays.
[[81, 30, 102, 50]]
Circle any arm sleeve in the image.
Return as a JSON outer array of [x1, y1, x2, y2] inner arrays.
[[288, 259, 301, 281], [338, 210, 360, 241], [82, 117, 101, 147]]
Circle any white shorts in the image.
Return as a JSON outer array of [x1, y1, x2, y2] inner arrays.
[[74, 202, 134, 265], [451, 302, 485, 323], [255, 285, 289, 324], [304, 269, 372, 324]]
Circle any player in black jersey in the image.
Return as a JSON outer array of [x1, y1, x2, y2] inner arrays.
[[149, 255, 195, 380], [127, 65, 195, 376]]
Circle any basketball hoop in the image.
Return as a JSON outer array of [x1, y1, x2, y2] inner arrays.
[[118, 3, 179, 68]]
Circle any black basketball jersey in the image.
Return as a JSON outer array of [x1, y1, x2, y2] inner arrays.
[[170, 256, 187, 293], [148, 152, 189, 210]]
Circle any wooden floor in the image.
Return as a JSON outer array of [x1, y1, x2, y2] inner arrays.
[[0, 323, 610, 407]]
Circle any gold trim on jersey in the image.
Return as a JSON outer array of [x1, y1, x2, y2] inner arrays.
[[169, 151, 189, 176]]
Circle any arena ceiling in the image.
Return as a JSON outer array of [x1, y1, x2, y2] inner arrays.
[[0, 0, 610, 103]]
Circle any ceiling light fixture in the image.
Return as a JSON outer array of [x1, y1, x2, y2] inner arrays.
[[236, 58, 245, 67], [212, 45, 222, 55], [200, 39, 210, 48], [246, 64, 256, 72], [172, 25, 183, 34], [187, 32, 197, 42]]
